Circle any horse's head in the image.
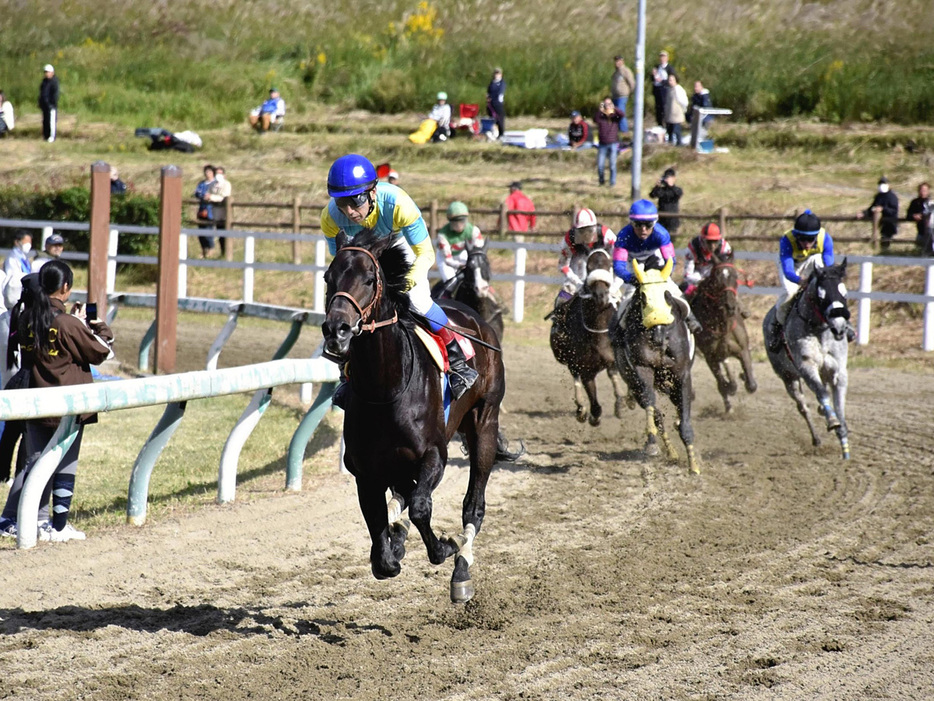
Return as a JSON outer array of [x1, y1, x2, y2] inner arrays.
[[809, 258, 850, 340], [698, 253, 739, 316], [463, 243, 493, 296], [631, 257, 675, 328], [582, 248, 613, 307], [321, 229, 411, 360]]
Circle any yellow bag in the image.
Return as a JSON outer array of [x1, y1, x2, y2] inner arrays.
[[408, 119, 437, 144]]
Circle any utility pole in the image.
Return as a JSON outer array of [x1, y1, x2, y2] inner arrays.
[[631, 0, 647, 201]]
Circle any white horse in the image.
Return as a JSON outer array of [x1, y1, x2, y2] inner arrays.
[[763, 259, 851, 459]]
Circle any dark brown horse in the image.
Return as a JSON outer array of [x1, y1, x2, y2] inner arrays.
[[321, 229, 511, 603], [550, 249, 627, 425], [431, 243, 505, 342], [689, 252, 757, 413], [611, 258, 700, 473]]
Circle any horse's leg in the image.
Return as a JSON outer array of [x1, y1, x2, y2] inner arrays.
[[356, 481, 401, 580], [608, 366, 628, 419], [631, 368, 660, 457], [671, 374, 699, 474], [387, 492, 410, 562], [832, 364, 850, 460], [582, 371, 602, 427], [450, 406, 498, 603], [572, 375, 589, 424], [797, 354, 841, 432], [782, 377, 822, 447], [653, 402, 679, 462], [705, 354, 733, 414], [408, 447, 458, 566], [734, 327, 758, 394]]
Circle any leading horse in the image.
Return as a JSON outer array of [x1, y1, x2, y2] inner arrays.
[[689, 251, 757, 413], [431, 243, 505, 342], [549, 248, 627, 425], [763, 259, 851, 459], [322, 229, 509, 602], [611, 258, 700, 473]]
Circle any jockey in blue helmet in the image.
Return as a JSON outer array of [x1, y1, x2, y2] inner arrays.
[[613, 199, 702, 333], [320, 154, 478, 405]]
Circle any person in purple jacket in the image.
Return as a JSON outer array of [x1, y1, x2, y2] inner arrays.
[[613, 199, 702, 333]]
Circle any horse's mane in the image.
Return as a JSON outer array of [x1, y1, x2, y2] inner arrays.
[[350, 228, 414, 326]]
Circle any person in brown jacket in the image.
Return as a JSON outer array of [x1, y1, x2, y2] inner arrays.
[[0, 261, 114, 542], [610, 55, 635, 134]]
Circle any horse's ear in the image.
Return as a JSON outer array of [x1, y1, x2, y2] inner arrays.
[[631, 257, 646, 284], [660, 257, 674, 281], [368, 231, 394, 258], [335, 229, 352, 251], [839, 257, 848, 276]]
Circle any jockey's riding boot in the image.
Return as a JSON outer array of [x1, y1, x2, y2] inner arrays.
[[331, 368, 349, 410], [686, 310, 703, 335], [767, 320, 784, 353], [445, 338, 479, 400], [845, 322, 857, 343]]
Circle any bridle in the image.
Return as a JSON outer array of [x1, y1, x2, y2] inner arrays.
[[326, 246, 399, 335]]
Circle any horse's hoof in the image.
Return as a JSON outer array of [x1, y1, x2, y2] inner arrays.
[[644, 442, 660, 457], [746, 382, 758, 394], [812, 437, 822, 447], [626, 396, 637, 410], [575, 409, 588, 424], [451, 578, 475, 604], [371, 562, 401, 580], [589, 414, 601, 427]]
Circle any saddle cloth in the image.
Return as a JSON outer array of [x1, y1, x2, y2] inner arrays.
[[413, 325, 475, 372]]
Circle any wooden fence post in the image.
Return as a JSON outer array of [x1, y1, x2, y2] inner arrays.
[[499, 200, 508, 237], [570, 204, 579, 231], [718, 206, 727, 236], [224, 197, 234, 261], [88, 161, 111, 309], [871, 207, 881, 248], [292, 195, 302, 264], [429, 199, 439, 238], [155, 166, 182, 375]]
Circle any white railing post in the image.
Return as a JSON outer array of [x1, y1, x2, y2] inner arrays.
[[858, 261, 872, 345], [243, 234, 255, 304], [178, 230, 188, 299], [923, 263, 934, 351], [513, 244, 527, 323], [314, 239, 326, 313], [41, 226, 53, 250], [106, 228, 119, 295]]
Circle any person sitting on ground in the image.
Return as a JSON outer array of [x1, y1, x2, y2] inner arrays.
[[4, 231, 32, 281], [428, 92, 452, 142], [0, 261, 114, 542], [856, 176, 899, 250], [320, 154, 478, 406], [436, 201, 485, 284], [109, 167, 127, 195], [248, 88, 286, 132], [31, 233, 64, 272], [613, 199, 703, 333], [0, 90, 14, 136], [568, 111, 590, 150], [555, 207, 618, 309], [767, 209, 855, 352]]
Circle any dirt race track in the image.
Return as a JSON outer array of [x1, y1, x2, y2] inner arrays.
[[1, 335, 934, 700]]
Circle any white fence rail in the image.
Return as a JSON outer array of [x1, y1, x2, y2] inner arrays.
[[2, 218, 934, 349]]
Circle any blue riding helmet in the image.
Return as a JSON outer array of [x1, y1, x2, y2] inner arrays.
[[629, 199, 659, 221], [792, 209, 821, 240], [327, 154, 378, 198]]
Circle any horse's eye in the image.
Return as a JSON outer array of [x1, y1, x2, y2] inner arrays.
[[367, 276, 377, 287]]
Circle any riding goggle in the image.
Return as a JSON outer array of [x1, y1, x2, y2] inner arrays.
[[794, 232, 818, 243], [630, 219, 656, 229], [335, 192, 371, 209]]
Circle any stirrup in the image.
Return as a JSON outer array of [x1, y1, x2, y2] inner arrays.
[[448, 366, 478, 400]]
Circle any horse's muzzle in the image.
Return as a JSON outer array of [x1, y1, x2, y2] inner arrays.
[[321, 320, 353, 360]]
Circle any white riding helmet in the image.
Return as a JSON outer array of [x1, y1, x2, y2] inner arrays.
[[574, 208, 597, 229]]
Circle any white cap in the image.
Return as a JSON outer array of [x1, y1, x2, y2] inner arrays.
[[574, 208, 597, 229], [43, 64, 54, 73], [388, 170, 399, 180]]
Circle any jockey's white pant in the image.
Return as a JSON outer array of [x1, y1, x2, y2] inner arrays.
[[774, 256, 824, 324], [393, 238, 435, 317], [437, 249, 468, 282]]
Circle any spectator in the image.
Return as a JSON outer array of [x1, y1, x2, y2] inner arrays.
[[436, 201, 485, 282], [388, 170, 400, 185], [594, 97, 623, 187], [428, 92, 452, 142], [651, 51, 675, 128], [857, 176, 899, 249], [206, 166, 232, 257], [4, 231, 32, 280], [906, 182, 932, 255], [610, 55, 635, 134], [248, 88, 286, 133], [568, 111, 590, 150], [504, 182, 536, 233], [0, 90, 14, 136], [688, 81, 713, 127], [38, 64, 59, 143], [194, 164, 217, 259], [486, 68, 506, 138], [109, 167, 127, 195], [664, 74, 689, 146], [650, 168, 683, 234], [0, 262, 114, 542], [32, 233, 64, 272]]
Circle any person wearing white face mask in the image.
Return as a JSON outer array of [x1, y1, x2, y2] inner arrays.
[[4, 231, 33, 280], [206, 166, 232, 257], [857, 176, 899, 249]]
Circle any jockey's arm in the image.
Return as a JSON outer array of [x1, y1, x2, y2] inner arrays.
[[779, 236, 800, 283], [682, 254, 702, 285], [471, 225, 485, 248], [612, 246, 635, 284], [822, 233, 835, 267], [391, 197, 433, 288]]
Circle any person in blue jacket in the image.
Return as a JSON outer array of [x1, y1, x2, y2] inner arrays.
[[320, 154, 478, 407], [613, 199, 702, 333], [767, 209, 855, 351], [486, 68, 506, 138]]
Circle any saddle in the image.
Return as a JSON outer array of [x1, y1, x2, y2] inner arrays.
[[413, 325, 475, 372]]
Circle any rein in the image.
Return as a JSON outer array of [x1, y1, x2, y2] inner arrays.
[[326, 246, 399, 334]]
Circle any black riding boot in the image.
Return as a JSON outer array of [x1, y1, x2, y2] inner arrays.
[[767, 319, 784, 353], [686, 310, 703, 335], [331, 368, 349, 410], [446, 339, 479, 400]]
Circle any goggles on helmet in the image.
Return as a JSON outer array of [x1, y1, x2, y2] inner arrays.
[[630, 219, 656, 229], [336, 191, 371, 209]]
